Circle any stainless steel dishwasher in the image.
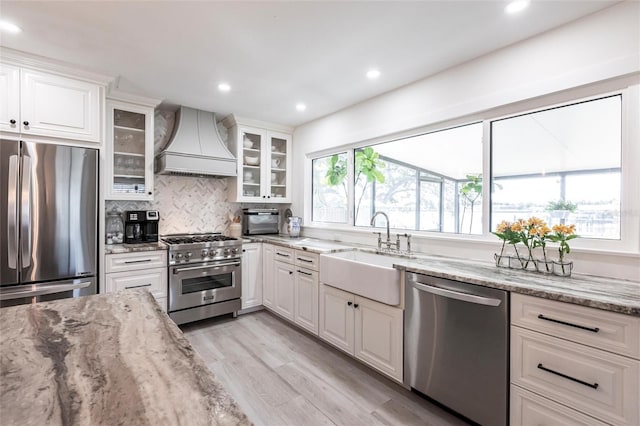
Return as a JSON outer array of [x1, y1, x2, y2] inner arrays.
[[404, 272, 508, 426]]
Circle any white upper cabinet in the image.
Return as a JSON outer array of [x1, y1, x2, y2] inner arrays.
[[0, 64, 20, 133], [1, 50, 110, 145], [20, 69, 101, 142], [222, 115, 293, 203], [105, 98, 157, 200]]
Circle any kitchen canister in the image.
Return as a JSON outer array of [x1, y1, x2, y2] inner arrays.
[[229, 222, 242, 239]]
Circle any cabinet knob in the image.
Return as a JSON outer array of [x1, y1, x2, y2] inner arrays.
[[23, 121, 29, 126], [347, 301, 353, 306], [289, 271, 293, 275], [262, 195, 266, 199], [354, 303, 359, 309], [148, 192, 152, 195], [9, 119, 16, 125], [242, 249, 246, 253], [267, 196, 271, 198]]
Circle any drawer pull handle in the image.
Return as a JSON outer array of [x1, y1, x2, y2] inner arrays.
[[276, 252, 290, 258], [124, 259, 153, 264], [297, 269, 312, 276], [537, 363, 599, 389], [297, 257, 313, 263], [537, 314, 600, 333], [125, 283, 152, 289]]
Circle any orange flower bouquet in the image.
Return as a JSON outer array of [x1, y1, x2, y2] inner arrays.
[[493, 217, 578, 276], [547, 224, 578, 276]]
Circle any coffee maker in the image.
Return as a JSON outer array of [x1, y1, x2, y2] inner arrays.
[[124, 210, 159, 244]]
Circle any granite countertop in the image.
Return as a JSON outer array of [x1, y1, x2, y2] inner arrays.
[[105, 241, 167, 254], [245, 235, 354, 254], [246, 235, 640, 315], [393, 255, 640, 316], [0, 291, 250, 426]]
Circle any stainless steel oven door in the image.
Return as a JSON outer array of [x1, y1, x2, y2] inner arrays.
[[169, 259, 241, 312]]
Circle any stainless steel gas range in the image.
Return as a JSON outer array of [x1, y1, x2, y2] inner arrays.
[[161, 233, 242, 325]]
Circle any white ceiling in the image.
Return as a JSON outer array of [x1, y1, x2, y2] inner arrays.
[[0, 1, 618, 128]]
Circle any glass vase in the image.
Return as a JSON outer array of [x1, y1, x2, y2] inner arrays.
[[553, 260, 573, 277], [494, 253, 509, 268], [535, 258, 554, 274]]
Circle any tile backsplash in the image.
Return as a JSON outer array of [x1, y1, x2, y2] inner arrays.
[[106, 174, 237, 235]]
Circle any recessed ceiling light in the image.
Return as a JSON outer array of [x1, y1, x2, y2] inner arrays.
[[505, 0, 530, 14], [296, 103, 306, 112], [366, 69, 381, 80], [218, 83, 231, 92], [0, 20, 22, 34]]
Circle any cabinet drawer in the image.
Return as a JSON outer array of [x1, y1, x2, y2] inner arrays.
[[512, 293, 640, 359], [273, 246, 294, 263], [105, 251, 167, 273], [511, 327, 639, 425], [295, 250, 319, 271], [511, 385, 608, 426], [105, 269, 167, 299]]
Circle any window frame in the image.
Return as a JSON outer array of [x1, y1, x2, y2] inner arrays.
[[306, 84, 639, 254]]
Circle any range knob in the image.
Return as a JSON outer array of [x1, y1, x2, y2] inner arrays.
[[176, 253, 184, 260], [231, 248, 239, 255], [185, 252, 192, 259], [223, 248, 230, 256], [201, 249, 209, 258]]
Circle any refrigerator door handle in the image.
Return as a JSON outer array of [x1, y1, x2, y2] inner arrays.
[[0, 281, 92, 301], [7, 155, 19, 269], [21, 155, 32, 268]]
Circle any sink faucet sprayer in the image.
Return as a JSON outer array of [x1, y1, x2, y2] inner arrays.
[[370, 211, 391, 250], [370, 211, 412, 254]]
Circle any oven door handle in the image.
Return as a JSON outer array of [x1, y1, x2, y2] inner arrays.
[[173, 261, 241, 273]]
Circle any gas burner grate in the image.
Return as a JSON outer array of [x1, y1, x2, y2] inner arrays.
[[161, 233, 238, 245]]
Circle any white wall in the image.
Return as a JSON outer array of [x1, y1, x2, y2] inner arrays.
[[291, 2, 640, 281]]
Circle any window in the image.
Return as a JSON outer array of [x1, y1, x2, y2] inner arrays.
[[354, 123, 484, 234], [312, 153, 348, 223], [310, 92, 629, 246], [491, 95, 621, 239]]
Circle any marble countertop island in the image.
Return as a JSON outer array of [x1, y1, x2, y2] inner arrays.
[[0, 291, 250, 426]]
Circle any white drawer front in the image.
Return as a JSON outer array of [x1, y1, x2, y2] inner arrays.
[[105, 269, 167, 299], [511, 293, 640, 359], [512, 327, 640, 425], [511, 385, 608, 426], [105, 251, 167, 273], [273, 246, 295, 263], [295, 250, 319, 271]]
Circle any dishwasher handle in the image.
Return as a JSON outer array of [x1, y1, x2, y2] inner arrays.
[[409, 277, 502, 307]]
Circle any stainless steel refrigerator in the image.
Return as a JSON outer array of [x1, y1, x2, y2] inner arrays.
[[1, 139, 98, 307]]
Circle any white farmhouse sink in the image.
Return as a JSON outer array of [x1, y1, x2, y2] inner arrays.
[[319, 250, 401, 305]]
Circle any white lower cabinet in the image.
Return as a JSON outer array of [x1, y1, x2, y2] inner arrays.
[[319, 284, 355, 353], [241, 243, 262, 310], [294, 268, 319, 335], [510, 293, 640, 426], [511, 385, 608, 426], [274, 261, 296, 321], [262, 244, 275, 308], [319, 283, 403, 382], [104, 250, 167, 311], [264, 245, 320, 335]]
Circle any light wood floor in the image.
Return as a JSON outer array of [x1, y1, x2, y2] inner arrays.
[[182, 310, 468, 426]]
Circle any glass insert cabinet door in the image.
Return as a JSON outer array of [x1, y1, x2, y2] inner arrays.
[[269, 133, 289, 200], [241, 129, 263, 199], [106, 100, 154, 200]]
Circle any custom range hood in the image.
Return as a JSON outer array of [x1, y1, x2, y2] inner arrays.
[[156, 106, 236, 177]]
